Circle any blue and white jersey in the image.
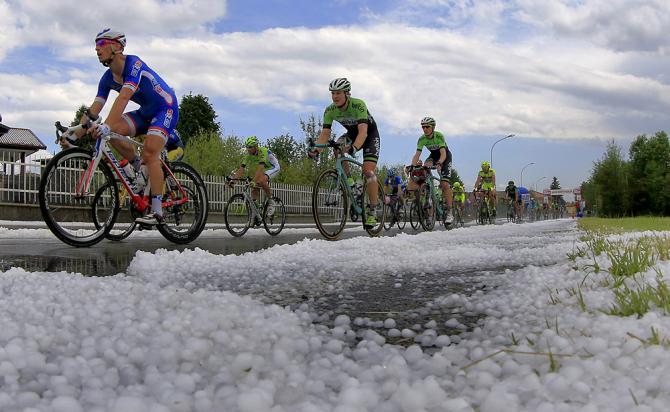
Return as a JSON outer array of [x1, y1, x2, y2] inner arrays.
[[95, 55, 177, 118], [384, 175, 403, 187], [518, 186, 531, 204]]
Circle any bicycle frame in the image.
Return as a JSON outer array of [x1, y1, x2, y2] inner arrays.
[[228, 178, 263, 221], [314, 142, 366, 216], [63, 123, 189, 215]]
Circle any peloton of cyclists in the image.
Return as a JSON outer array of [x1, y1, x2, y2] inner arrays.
[[309, 78, 382, 228], [473, 161, 497, 217], [62, 28, 180, 226], [407, 117, 454, 224], [229, 136, 281, 217]]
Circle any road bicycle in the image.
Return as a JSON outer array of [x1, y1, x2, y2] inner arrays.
[[311, 140, 386, 240], [506, 199, 518, 223], [452, 198, 465, 228], [383, 193, 407, 231], [474, 189, 495, 225], [223, 177, 286, 236], [38, 117, 208, 247], [406, 165, 439, 231]]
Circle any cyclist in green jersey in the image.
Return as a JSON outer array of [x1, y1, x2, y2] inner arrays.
[[473, 161, 497, 217], [408, 117, 454, 224], [229, 136, 281, 216], [309, 78, 381, 228], [452, 181, 466, 219]]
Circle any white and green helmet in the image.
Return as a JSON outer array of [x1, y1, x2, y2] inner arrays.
[[329, 78, 351, 92], [420, 117, 436, 127]]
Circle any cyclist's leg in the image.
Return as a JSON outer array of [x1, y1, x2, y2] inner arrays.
[[109, 111, 143, 164], [142, 107, 176, 221], [361, 130, 380, 209]]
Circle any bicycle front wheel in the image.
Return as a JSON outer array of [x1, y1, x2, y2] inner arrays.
[[263, 196, 286, 236], [312, 169, 348, 240], [224, 193, 251, 237], [157, 162, 209, 244], [409, 201, 420, 230], [93, 184, 138, 241], [39, 148, 118, 247], [397, 202, 407, 230], [383, 202, 395, 231]]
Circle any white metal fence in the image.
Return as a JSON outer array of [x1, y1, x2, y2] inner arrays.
[[0, 151, 316, 214]]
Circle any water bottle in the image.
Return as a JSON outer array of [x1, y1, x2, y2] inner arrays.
[[135, 165, 147, 192], [119, 159, 136, 183]]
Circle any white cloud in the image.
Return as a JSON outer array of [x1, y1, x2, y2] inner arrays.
[[514, 0, 670, 52], [1, 1, 669, 145], [0, 0, 227, 58]]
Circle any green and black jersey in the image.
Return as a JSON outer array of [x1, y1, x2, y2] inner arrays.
[[322, 97, 378, 135], [416, 131, 447, 155]]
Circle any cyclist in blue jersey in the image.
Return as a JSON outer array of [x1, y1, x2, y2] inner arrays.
[[384, 167, 405, 209], [65, 29, 180, 226], [517, 186, 530, 220]]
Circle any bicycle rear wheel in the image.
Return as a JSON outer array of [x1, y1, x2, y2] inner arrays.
[[39, 148, 119, 247], [312, 169, 348, 240], [263, 196, 286, 236], [418, 185, 436, 231], [157, 162, 209, 244], [225, 193, 251, 237], [362, 177, 385, 236]]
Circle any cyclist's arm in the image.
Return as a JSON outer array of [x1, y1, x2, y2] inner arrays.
[[351, 123, 368, 152], [72, 100, 104, 139], [230, 165, 246, 179], [474, 175, 482, 189], [437, 147, 446, 165], [411, 150, 421, 165]]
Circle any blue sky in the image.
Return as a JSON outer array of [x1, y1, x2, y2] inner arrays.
[[1, 0, 669, 190]]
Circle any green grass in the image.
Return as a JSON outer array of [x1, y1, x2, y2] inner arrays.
[[568, 228, 670, 318], [578, 217, 670, 233]]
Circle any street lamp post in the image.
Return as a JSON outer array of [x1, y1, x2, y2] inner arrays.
[[490, 134, 515, 167], [520, 162, 535, 187], [533, 176, 547, 192]]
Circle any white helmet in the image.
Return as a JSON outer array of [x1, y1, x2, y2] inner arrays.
[[329, 78, 351, 92], [95, 28, 126, 48], [420, 117, 436, 127]]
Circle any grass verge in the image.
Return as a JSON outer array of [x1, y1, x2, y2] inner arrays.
[[578, 217, 670, 233]]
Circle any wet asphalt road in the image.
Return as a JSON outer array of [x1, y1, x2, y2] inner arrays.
[[0, 219, 501, 346]]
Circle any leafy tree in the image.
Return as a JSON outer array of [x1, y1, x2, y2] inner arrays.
[[628, 131, 670, 214], [68, 104, 96, 151], [267, 133, 306, 165], [589, 141, 630, 217], [177, 93, 220, 146], [550, 177, 561, 190], [182, 131, 243, 176], [450, 168, 464, 188]]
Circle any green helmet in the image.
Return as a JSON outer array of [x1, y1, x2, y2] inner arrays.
[[453, 181, 462, 189], [481, 161, 490, 169], [245, 135, 258, 147], [420, 117, 436, 127]]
